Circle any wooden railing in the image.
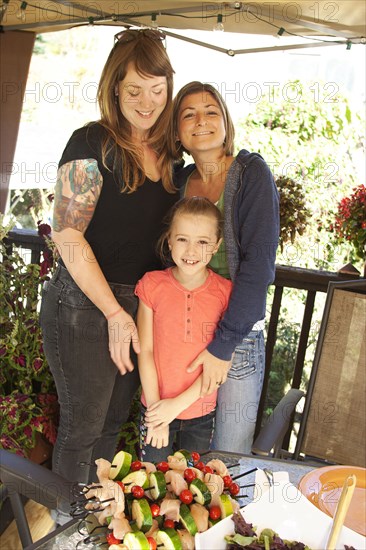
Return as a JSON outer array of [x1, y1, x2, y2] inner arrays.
[[5, 228, 362, 450]]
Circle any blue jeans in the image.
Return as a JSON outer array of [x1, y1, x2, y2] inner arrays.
[[211, 330, 265, 455], [40, 264, 140, 520], [139, 406, 215, 463]]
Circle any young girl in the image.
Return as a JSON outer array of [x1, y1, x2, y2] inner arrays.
[[135, 197, 232, 462]]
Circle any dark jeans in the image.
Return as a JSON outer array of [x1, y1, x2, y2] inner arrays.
[[139, 406, 215, 463], [40, 264, 140, 516]]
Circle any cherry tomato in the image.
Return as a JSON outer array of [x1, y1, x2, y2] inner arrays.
[[150, 503, 160, 517], [195, 461, 205, 471], [131, 485, 145, 498], [209, 505, 221, 520], [184, 468, 197, 483], [116, 481, 125, 491], [191, 451, 200, 463], [106, 532, 121, 545], [229, 482, 240, 496], [147, 537, 157, 550], [179, 489, 193, 504], [130, 460, 142, 471], [156, 461, 170, 473], [163, 519, 175, 529], [223, 475, 232, 488], [202, 465, 214, 475]]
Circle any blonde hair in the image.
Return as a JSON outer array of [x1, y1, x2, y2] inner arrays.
[[158, 196, 223, 264], [167, 81, 235, 161], [97, 31, 175, 193]]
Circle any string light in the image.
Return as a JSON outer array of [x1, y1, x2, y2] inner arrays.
[[3, 1, 359, 52], [213, 14, 224, 32], [16, 1, 27, 21], [151, 13, 158, 28]]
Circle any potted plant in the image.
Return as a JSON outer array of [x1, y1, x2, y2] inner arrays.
[[0, 215, 58, 460], [329, 184, 366, 275], [275, 176, 310, 252]]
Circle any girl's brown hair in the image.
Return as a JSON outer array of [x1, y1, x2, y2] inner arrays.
[[167, 81, 235, 161], [158, 196, 223, 264], [97, 31, 175, 193]]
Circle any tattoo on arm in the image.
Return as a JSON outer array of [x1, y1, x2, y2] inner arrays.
[[53, 159, 103, 233]]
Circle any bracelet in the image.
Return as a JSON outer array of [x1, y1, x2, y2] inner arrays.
[[105, 306, 124, 321]]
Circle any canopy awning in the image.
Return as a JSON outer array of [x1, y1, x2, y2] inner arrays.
[[1, 1, 365, 48]]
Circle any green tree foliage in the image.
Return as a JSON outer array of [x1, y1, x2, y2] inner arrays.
[[237, 82, 365, 423], [236, 80, 365, 272]]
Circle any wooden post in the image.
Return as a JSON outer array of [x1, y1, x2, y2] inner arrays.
[[0, 30, 36, 213]]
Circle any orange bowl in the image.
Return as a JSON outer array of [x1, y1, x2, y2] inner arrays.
[[298, 465, 366, 536]]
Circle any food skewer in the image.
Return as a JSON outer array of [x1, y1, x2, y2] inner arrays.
[[231, 467, 258, 481], [226, 462, 241, 469]]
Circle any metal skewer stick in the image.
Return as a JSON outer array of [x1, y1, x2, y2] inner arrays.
[[231, 467, 258, 481]]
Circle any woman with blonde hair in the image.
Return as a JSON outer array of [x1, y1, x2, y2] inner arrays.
[[40, 30, 177, 524], [167, 81, 279, 454]]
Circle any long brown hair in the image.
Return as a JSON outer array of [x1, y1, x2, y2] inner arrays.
[[97, 30, 175, 193], [158, 196, 223, 265], [167, 81, 235, 161]]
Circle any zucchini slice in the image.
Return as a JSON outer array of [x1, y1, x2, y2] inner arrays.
[[189, 478, 211, 506], [179, 504, 198, 536], [123, 531, 150, 550], [131, 498, 153, 533], [109, 450, 132, 480], [148, 471, 167, 500], [122, 470, 149, 493], [156, 527, 183, 549], [173, 449, 193, 467]]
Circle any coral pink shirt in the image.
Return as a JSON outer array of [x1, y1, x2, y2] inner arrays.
[[135, 268, 232, 419]]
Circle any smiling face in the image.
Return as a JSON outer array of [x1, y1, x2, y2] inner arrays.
[[177, 91, 226, 155], [168, 213, 222, 279], [117, 63, 168, 139]]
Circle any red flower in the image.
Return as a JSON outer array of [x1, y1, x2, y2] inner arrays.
[[330, 184, 366, 261], [15, 355, 26, 367], [23, 426, 33, 438], [37, 222, 52, 238], [33, 358, 43, 371]]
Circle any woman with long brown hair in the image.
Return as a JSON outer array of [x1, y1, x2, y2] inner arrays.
[[166, 81, 279, 455], [40, 30, 177, 524]]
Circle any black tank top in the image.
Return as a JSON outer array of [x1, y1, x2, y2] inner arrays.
[[59, 122, 178, 284]]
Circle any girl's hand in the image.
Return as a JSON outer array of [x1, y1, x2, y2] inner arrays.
[[146, 425, 169, 449], [107, 309, 140, 375], [145, 398, 181, 428]]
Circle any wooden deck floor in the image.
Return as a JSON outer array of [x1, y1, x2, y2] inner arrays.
[[0, 500, 54, 550]]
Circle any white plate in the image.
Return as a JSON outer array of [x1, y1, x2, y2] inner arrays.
[[195, 480, 366, 550]]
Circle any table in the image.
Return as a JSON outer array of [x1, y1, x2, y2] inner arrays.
[[26, 451, 315, 549]]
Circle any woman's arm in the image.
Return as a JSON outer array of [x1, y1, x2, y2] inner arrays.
[[208, 156, 279, 359], [52, 160, 140, 374]]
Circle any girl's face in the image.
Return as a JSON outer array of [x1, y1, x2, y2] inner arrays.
[[116, 63, 168, 139], [177, 91, 226, 155], [168, 213, 222, 275]]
